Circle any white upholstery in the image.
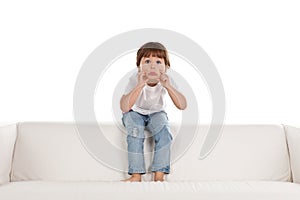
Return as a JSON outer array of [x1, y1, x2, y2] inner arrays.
[[10, 123, 290, 182], [0, 124, 17, 185], [283, 125, 300, 183], [168, 124, 291, 181], [1, 181, 300, 200], [11, 122, 126, 181], [0, 122, 299, 199]]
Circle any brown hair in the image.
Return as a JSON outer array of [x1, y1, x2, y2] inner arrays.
[[136, 42, 170, 68]]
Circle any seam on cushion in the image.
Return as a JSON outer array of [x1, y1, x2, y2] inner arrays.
[[9, 121, 22, 182], [0, 123, 17, 185], [281, 124, 293, 183]]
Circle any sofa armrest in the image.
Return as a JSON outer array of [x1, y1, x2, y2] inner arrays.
[[0, 123, 17, 185], [283, 125, 300, 183]]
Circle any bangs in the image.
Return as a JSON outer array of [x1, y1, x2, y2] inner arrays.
[[141, 48, 166, 59]]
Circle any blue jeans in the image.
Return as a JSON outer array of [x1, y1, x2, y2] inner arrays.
[[122, 110, 173, 175]]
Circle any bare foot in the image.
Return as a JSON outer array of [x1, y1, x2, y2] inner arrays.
[[154, 172, 165, 182], [122, 174, 142, 182]]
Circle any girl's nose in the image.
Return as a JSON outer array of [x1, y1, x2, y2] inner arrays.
[[150, 64, 156, 69]]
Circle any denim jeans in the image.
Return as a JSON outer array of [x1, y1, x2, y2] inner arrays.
[[122, 110, 173, 175]]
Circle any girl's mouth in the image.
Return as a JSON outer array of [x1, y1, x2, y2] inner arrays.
[[148, 72, 158, 76]]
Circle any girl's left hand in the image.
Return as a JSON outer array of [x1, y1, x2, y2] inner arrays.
[[160, 72, 171, 88]]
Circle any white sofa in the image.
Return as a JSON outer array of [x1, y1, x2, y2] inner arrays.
[[1, 122, 300, 200]]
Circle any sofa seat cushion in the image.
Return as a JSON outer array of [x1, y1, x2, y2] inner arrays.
[[1, 181, 300, 200]]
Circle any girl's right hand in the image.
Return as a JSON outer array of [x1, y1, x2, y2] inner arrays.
[[137, 71, 148, 87]]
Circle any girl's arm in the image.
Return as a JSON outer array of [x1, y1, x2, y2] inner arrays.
[[120, 85, 144, 113], [166, 86, 187, 110], [120, 71, 148, 112], [160, 73, 187, 110]]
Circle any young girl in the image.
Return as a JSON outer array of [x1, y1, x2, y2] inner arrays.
[[120, 42, 187, 182]]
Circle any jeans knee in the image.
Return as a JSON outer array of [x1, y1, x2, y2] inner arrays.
[[122, 111, 145, 139], [154, 125, 173, 147], [127, 127, 145, 140], [147, 111, 169, 134]]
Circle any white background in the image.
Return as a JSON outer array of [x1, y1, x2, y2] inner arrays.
[[1, 0, 299, 125]]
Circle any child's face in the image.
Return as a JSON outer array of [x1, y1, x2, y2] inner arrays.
[[140, 55, 166, 82]]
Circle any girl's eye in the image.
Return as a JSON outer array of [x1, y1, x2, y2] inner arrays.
[[145, 60, 150, 64], [156, 61, 161, 64]]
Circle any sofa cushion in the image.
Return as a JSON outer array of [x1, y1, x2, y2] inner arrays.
[[0, 181, 300, 200], [11, 122, 127, 181], [167, 124, 291, 181], [0, 124, 17, 185], [283, 125, 300, 183], [11, 123, 291, 182]]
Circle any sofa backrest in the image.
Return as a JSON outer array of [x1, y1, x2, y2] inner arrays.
[[10, 122, 291, 182], [167, 124, 291, 181]]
